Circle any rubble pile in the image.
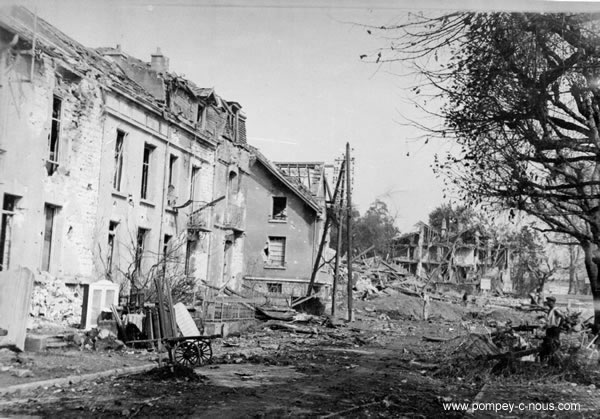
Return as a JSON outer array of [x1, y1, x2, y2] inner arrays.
[[29, 272, 82, 325]]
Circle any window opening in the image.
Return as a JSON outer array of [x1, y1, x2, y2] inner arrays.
[[267, 283, 282, 294], [196, 104, 206, 129], [0, 194, 19, 271], [113, 130, 125, 191], [135, 228, 149, 274], [140, 144, 154, 200], [168, 154, 177, 188], [185, 239, 195, 276], [46, 96, 62, 175], [267, 236, 286, 267], [190, 166, 200, 202], [163, 234, 172, 261], [41, 204, 57, 271], [107, 221, 119, 275], [272, 197, 287, 220]]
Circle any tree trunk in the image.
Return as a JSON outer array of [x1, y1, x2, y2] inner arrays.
[[568, 245, 576, 295], [581, 241, 600, 329]]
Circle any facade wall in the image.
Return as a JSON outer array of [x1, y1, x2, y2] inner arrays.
[[206, 140, 250, 291], [243, 161, 319, 283], [0, 51, 104, 280], [95, 93, 216, 291], [0, 8, 256, 309]]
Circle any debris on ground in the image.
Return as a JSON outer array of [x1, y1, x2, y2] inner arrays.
[[137, 365, 204, 382]]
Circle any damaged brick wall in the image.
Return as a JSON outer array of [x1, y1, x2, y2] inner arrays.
[[1, 49, 104, 280]]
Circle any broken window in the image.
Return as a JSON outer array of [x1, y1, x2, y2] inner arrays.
[[42, 204, 58, 272], [267, 283, 282, 294], [272, 196, 287, 220], [0, 194, 19, 271], [266, 236, 286, 267], [46, 96, 62, 175], [140, 144, 154, 200], [135, 228, 149, 274], [113, 130, 125, 191], [168, 154, 178, 206], [107, 221, 119, 276]]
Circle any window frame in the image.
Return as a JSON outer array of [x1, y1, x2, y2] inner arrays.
[[135, 227, 149, 274], [107, 221, 119, 276], [271, 196, 288, 221], [267, 283, 282, 294], [113, 130, 126, 191], [46, 95, 62, 176], [190, 165, 201, 201], [266, 236, 286, 268], [41, 204, 59, 272], [140, 144, 155, 201], [0, 194, 19, 272]]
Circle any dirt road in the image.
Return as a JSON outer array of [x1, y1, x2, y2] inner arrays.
[[2, 312, 599, 418]]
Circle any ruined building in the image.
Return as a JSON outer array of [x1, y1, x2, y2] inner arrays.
[[392, 221, 512, 292], [243, 154, 331, 304], [0, 6, 251, 302]]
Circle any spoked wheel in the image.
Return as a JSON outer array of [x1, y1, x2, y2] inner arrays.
[[197, 340, 213, 365], [173, 340, 200, 367]]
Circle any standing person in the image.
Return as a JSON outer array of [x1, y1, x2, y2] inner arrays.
[[540, 296, 564, 362]]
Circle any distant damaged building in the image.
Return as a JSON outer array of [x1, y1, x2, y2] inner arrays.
[[392, 221, 512, 293], [0, 6, 250, 305]]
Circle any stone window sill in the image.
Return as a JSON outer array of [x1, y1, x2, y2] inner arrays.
[[264, 264, 286, 270], [140, 199, 156, 208], [268, 219, 287, 224], [111, 190, 127, 200]]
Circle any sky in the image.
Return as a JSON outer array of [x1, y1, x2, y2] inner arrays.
[[9, 0, 600, 232]]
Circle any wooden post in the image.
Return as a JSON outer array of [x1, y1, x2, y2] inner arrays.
[[307, 159, 346, 296], [345, 143, 353, 322], [332, 169, 345, 317]]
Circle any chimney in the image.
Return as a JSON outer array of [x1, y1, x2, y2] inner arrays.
[[100, 44, 125, 58], [150, 48, 169, 73]]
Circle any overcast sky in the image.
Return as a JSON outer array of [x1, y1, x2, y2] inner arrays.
[[10, 0, 600, 231]]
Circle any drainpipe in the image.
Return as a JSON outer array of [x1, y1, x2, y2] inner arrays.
[[206, 141, 222, 286], [157, 116, 171, 275]]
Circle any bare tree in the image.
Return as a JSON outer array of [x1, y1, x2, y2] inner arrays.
[[364, 12, 600, 327], [101, 227, 197, 307]]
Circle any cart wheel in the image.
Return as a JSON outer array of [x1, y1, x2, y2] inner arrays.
[[173, 340, 200, 367], [197, 340, 213, 365]]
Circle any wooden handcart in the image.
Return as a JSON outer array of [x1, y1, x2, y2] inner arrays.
[[125, 296, 219, 368]]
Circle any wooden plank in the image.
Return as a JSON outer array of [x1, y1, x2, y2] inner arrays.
[[0, 267, 34, 351], [173, 302, 200, 337]]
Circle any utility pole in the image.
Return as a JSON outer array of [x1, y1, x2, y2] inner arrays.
[[332, 168, 345, 316], [345, 143, 353, 322]]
